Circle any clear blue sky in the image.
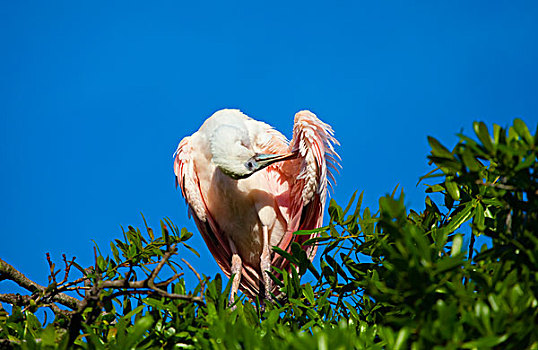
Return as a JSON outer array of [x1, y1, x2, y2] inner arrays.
[[1, 1, 537, 297]]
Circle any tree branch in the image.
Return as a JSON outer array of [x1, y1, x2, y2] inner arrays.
[[0, 258, 79, 310], [182, 258, 205, 296], [99, 244, 204, 304]]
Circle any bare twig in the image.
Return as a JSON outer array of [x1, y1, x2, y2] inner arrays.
[[97, 244, 204, 303], [46, 253, 59, 285], [506, 209, 513, 235], [155, 273, 184, 288], [45, 303, 74, 317], [106, 289, 153, 301], [0, 293, 31, 307], [60, 254, 76, 285], [0, 258, 79, 310], [476, 179, 538, 194], [182, 258, 206, 296], [60, 275, 90, 290]]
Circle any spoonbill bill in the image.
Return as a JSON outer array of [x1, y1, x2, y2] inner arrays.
[[174, 109, 339, 303]]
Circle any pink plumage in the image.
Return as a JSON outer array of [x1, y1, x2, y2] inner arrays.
[[174, 109, 339, 301]]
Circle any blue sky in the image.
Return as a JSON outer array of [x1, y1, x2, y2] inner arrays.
[[1, 1, 537, 298]]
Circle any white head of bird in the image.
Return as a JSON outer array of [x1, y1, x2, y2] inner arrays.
[[208, 114, 296, 179]]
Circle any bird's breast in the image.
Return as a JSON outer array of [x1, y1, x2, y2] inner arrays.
[[199, 162, 283, 266]]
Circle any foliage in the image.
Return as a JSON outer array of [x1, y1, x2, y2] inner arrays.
[[1, 119, 537, 349]]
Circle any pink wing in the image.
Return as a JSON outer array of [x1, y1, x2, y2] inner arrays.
[[287, 110, 340, 242], [263, 110, 340, 279], [174, 136, 261, 297]]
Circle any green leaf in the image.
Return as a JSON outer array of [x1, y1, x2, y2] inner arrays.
[[445, 203, 473, 233], [343, 301, 360, 320], [326, 255, 349, 281], [462, 335, 508, 349], [123, 304, 145, 320], [124, 315, 154, 349], [272, 246, 296, 265], [444, 192, 454, 210], [514, 152, 536, 172], [445, 179, 460, 201], [428, 136, 454, 159], [425, 184, 445, 193], [434, 255, 464, 274], [267, 269, 285, 288], [40, 325, 57, 346], [431, 227, 448, 252], [342, 190, 357, 216], [417, 166, 444, 185], [329, 226, 340, 238], [474, 121, 494, 153], [328, 199, 343, 222], [97, 256, 107, 271], [428, 156, 462, 172], [474, 202, 485, 231], [390, 183, 400, 198], [513, 118, 533, 145], [493, 123, 503, 145], [393, 327, 410, 350], [462, 148, 482, 172], [294, 226, 328, 235], [303, 236, 333, 246], [181, 242, 200, 257], [110, 242, 120, 263], [481, 197, 503, 208], [141, 213, 154, 241], [303, 283, 314, 304], [70, 261, 88, 275], [451, 234, 463, 256], [352, 191, 364, 220], [161, 220, 169, 246], [180, 228, 193, 241], [508, 125, 518, 142]]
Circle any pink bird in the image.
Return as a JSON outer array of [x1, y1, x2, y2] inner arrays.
[[174, 109, 339, 303]]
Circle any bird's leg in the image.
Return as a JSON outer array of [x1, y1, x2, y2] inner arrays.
[[260, 225, 274, 301], [229, 240, 242, 308]]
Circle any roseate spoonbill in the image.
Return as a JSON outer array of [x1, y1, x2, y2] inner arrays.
[[174, 109, 339, 303]]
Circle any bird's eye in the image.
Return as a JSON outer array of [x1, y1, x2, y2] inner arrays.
[[246, 161, 255, 170]]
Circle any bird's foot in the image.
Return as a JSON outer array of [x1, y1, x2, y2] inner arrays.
[[260, 256, 274, 302], [229, 252, 242, 310], [260, 225, 275, 302]]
